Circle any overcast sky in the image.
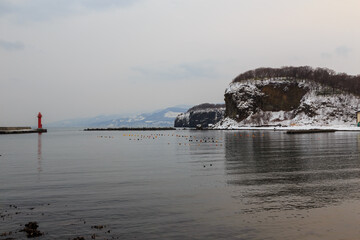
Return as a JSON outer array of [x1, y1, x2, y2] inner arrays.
[[1, 0, 359, 126]]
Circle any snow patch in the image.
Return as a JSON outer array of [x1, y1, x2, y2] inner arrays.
[[164, 111, 182, 118]]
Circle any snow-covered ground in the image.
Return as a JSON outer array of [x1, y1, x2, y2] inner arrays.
[[214, 117, 360, 131]]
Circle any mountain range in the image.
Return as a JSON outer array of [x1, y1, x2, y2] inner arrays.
[[47, 106, 191, 127]]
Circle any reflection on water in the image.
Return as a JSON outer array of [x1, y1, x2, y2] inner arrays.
[[225, 131, 360, 212], [37, 133, 42, 173], [2, 130, 360, 239]]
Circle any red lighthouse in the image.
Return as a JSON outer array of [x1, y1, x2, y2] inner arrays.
[[37, 112, 43, 129]]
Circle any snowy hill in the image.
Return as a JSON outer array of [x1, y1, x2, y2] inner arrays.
[[215, 73, 360, 129], [48, 106, 190, 127], [175, 103, 225, 128]]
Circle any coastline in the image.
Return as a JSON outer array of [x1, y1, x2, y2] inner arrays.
[[84, 127, 176, 131], [213, 125, 360, 131]]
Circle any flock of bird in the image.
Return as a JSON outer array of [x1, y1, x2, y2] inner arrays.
[[96, 133, 224, 146], [96, 132, 265, 147], [123, 133, 224, 146]]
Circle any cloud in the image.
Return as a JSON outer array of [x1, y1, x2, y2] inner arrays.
[[321, 45, 352, 59], [0, 0, 142, 22], [132, 61, 219, 82], [0, 39, 24, 51], [335, 46, 351, 57], [77, 0, 139, 9], [321, 52, 332, 59]]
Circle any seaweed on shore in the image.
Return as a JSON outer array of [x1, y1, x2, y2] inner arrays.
[[20, 222, 43, 238]]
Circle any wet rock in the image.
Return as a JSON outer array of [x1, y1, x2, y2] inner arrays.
[[20, 222, 43, 238], [0, 231, 12, 237], [91, 225, 105, 230], [72, 237, 85, 240]]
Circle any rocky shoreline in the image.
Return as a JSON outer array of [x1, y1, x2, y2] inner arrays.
[[0, 203, 120, 240]]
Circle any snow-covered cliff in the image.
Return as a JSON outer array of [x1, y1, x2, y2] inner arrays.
[[175, 103, 225, 128], [215, 78, 360, 129]]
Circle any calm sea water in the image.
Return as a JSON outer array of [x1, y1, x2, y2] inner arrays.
[[1, 129, 360, 239]]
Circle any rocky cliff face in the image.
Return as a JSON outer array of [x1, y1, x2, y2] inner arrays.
[[216, 78, 360, 128], [175, 103, 225, 128]]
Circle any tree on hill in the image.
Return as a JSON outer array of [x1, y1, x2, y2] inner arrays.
[[233, 66, 360, 96], [187, 103, 225, 112]]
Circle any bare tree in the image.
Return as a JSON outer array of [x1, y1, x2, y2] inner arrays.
[[232, 66, 360, 96]]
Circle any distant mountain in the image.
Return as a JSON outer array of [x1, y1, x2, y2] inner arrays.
[[46, 114, 124, 127], [47, 106, 191, 127]]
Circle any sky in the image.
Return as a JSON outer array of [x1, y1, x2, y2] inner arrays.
[[1, 0, 359, 126]]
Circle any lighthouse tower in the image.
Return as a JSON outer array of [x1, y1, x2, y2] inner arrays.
[[37, 112, 43, 129]]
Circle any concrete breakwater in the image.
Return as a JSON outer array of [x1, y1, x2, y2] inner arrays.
[[0, 127, 47, 134], [0, 127, 32, 130]]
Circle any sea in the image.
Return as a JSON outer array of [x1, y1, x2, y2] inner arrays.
[[1, 128, 360, 239]]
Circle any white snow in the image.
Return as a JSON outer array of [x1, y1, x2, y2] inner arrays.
[[176, 112, 190, 122], [214, 117, 360, 131], [164, 111, 182, 118]]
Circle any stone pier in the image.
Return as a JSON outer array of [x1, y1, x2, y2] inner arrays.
[[0, 127, 47, 134]]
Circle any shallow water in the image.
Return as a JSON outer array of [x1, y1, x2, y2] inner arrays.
[[1, 129, 360, 239]]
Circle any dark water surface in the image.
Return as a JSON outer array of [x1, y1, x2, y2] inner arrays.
[[1, 129, 360, 239]]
